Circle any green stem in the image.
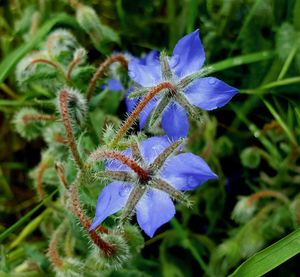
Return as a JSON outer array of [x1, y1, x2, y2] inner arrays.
[[277, 43, 299, 81], [0, 189, 57, 243], [170, 218, 212, 276]]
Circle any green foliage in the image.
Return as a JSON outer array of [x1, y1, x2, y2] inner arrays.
[[1, 0, 300, 276]]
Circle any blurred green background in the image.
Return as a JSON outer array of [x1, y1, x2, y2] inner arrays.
[[1, 0, 300, 276]]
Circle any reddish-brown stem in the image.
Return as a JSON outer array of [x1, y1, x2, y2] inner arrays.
[[247, 190, 289, 206], [55, 163, 69, 189], [36, 161, 48, 199], [67, 57, 81, 81], [68, 0, 80, 9], [86, 54, 128, 101], [22, 114, 56, 124], [31, 59, 59, 69], [53, 134, 67, 144], [89, 150, 150, 183], [47, 221, 67, 268], [69, 185, 114, 256], [110, 82, 175, 148], [59, 90, 83, 170]]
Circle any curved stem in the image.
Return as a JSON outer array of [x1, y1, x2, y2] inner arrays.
[[59, 90, 83, 170], [86, 54, 128, 101], [110, 82, 175, 148], [89, 150, 149, 183], [69, 185, 114, 257]]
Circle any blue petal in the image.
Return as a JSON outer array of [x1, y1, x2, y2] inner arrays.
[[139, 98, 158, 129], [107, 79, 124, 91], [136, 188, 175, 237], [128, 59, 162, 87], [161, 102, 189, 140], [170, 29, 205, 78], [125, 88, 138, 113], [139, 136, 171, 164], [105, 149, 132, 172], [139, 50, 159, 65], [89, 181, 132, 231], [185, 77, 238, 110], [160, 153, 218, 191]]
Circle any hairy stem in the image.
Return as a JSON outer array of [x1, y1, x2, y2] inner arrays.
[[36, 160, 48, 199], [47, 219, 67, 269], [59, 90, 83, 170], [110, 82, 175, 148], [22, 113, 56, 123], [89, 150, 149, 183], [86, 54, 128, 101], [67, 57, 81, 81], [69, 185, 114, 256]]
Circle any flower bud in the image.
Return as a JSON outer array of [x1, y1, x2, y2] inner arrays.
[[13, 108, 48, 140], [214, 136, 234, 157], [231, 196, 257, 224], [122, 225, 144, 254], [76, 4, 120, 54], [55, 258, 84, 277], [89, 232, 130, 270], [240, 147, 261, 169], [57, 88, 87, 131], [46, 29, 79, 64]]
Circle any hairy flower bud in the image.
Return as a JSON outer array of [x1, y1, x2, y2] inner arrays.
[[76, 4, 120, 54], [231, 196, 257, 224], [122, 225, 144, 254], [240, 147, 261, 169], [55, 258, 84, 277], [46, 29, 79, 64], [57, 88, 87, 131], [15, 51, 60, 91], [13, 108, 52, 140], [89, 232, 130, 270]]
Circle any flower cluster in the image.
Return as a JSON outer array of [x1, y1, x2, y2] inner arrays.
[[14, 26, 238, 271], [89, 29, 238, 237]]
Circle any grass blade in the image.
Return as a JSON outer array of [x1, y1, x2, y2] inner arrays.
[[0, 14, 76, 83], [230, 229, 300, 277]]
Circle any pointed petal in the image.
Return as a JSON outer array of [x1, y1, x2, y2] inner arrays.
[[139, 98, 158, 129], [185, 77, 238, 110], [128, 59, 162, 87], [140, 50, 159, 65], [170, 29, 205, 78], [160, 153, 218, 191], [89, 181, 132, 230], [139, 136, 171, 165], [161, 102, 189, 140], [136, 188, 175, 237]]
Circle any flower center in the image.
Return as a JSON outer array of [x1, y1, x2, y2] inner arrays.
[[138, 169, 151, 184]]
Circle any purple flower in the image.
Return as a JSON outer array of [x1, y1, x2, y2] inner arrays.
[[128, 30, 238, 140], [89, 136, 217, 237]]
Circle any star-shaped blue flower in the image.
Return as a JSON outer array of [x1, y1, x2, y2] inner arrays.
[[128, 30, 238, 140], [89, 136, 217, 237]]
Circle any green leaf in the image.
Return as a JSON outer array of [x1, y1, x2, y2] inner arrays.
[[0, 190, 57, 243], [230, 229, 300, 277], [263, 99, 297, 146], [0, 14, 76, 83]]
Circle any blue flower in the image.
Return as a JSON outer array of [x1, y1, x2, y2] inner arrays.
[[89, 136, 217, 237], [104, 50, 159, 115], [128, 30, 238, 140]]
